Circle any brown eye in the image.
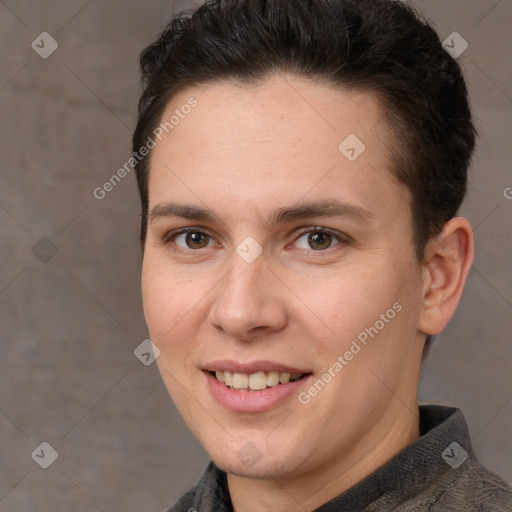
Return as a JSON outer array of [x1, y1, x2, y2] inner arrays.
[[294, 227, 344, 252], [186, 232, 209, 248], [173, 230, 213, 249], [308, 232, 333, 250]]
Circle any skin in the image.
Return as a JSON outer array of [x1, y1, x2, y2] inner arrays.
[[141, 73, 474, 512]]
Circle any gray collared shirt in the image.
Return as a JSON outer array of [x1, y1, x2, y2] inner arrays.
[[165, 405, 512, 511]]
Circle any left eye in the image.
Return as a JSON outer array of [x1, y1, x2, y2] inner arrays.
[[294, 229, 341, 251]]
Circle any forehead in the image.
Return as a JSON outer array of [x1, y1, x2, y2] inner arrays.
[[147, 74, 408, 224]]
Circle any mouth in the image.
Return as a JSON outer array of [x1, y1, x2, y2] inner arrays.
[[209, 370, 311, 392], [202, 360, 314, 411]]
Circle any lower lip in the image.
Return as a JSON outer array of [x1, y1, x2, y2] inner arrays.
[[204, 371, 313, 412]]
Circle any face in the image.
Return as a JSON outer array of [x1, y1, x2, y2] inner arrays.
[[141, 74, 427, 481]]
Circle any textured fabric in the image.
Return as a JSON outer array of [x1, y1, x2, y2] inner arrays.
[[164, 405, 512, 511]]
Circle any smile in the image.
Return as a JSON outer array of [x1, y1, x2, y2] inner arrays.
[[212, 370, 305, 391]]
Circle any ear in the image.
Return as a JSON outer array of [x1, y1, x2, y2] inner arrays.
[[418, 217, 474, 336]]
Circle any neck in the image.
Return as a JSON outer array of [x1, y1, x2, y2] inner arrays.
[[228, 402, 420, 512]]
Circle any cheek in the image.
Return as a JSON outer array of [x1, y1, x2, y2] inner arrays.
[[298, 261, 417, 358], [295, 264, 396, 329], [141, 258, 216, 360], [141, 261, 188, 341]]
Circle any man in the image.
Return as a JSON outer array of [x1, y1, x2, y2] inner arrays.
[[132, 0, 512, 510]]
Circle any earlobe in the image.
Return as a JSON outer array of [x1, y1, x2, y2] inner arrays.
[[418, 217, 474, 336]]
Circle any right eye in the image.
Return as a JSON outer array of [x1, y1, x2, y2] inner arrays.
[[171, 229, 215, 250]]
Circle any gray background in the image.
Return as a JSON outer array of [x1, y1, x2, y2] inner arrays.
[[0, 1, 510, 511]]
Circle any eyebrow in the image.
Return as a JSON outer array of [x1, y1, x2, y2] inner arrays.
[[148, 200, 375, 228]]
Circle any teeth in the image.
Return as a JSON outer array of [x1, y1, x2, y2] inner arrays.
[[267, 371, 280, 387], [232, 373, 249, 389], [279, 373, 290, 384], [213, 371, 304, 390], [249, 371, 267, 390]]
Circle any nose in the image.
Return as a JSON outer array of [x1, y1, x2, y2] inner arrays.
[[208, 254, 288, 341]]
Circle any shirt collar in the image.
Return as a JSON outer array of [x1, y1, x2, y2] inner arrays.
[[187, 405, 476, 512]]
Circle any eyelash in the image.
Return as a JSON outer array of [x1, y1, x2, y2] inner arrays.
[[164, 226, 350, 253]]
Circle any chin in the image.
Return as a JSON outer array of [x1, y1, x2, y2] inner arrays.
[[215, 456, 297, 480], [205, 438, 304, 480]]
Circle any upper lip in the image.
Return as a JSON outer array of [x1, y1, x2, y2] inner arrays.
[[203, 360, 311, 374]]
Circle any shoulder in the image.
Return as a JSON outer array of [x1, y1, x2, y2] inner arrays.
[[431, 459, 512, 511], [474, 462, 512, 511]]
